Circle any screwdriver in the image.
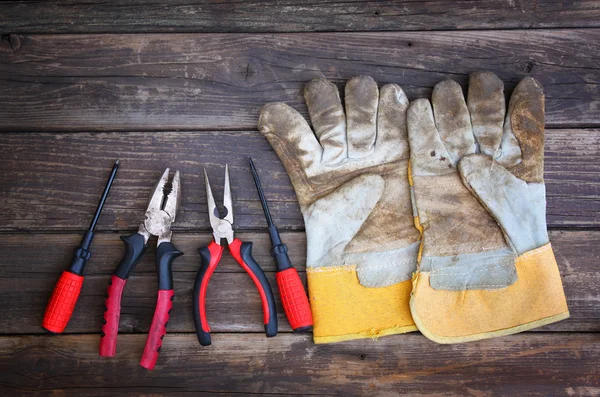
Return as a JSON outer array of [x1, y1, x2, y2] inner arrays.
[[248, 157, 313, 332], [42, 160, 120, 334]]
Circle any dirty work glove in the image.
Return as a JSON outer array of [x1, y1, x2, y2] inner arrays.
[[407, 71, 569, 343], [258, 76, 421, 344]]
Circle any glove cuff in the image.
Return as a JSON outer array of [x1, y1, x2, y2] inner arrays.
[[307, 265, 416, 344], [410, 243, 569, 344]]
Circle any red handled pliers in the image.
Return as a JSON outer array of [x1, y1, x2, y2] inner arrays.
[[99, 168, 182, 370], [193, 165, 277, 346]]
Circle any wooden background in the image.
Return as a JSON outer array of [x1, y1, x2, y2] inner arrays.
[[1, 1, 599, 395]]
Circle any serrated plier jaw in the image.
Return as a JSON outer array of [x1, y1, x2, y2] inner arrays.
[[139, 168, 181, 245]]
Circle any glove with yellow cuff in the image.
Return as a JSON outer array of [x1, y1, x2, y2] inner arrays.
[[259, 76, 420, 344], [407, 71, 569, 343]]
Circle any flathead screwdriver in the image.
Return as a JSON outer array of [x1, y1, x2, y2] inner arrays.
[[249, 157, 313, 332], [42, 160, 120, 333]]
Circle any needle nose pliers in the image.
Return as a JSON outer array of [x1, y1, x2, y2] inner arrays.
[[193, 165, 278, 346], [99, 168, 182, 370]]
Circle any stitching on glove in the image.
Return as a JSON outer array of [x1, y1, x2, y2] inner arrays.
[[419, 193, 472, 208], [347, 240, 410, 254], [429, 244, 505, 253], [518, 243, 550, 259], [307, 265, 357, 274], [436, 283, 510, 290], [359, 273, 411, 287], [427, 217, 469, 244], [355, 260, 416, 271], [416, 183, 463, 189], [431, 261, 514, 276]]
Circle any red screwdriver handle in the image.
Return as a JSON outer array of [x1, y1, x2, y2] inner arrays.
[[141, 289, 174, 370], [42, 271, 84, 333], [276, 268, 313, 331]]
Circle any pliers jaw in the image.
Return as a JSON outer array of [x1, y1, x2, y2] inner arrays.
[[139, 168, 181, 245], [204, 165, 234, 245], [102, 168, 183, 369]]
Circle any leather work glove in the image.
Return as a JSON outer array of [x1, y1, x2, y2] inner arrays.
[[258, 76, 420, 344], [407, 71, 569, 343]]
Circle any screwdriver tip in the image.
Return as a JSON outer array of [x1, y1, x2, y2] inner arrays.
[[115, 159, 120, 166]]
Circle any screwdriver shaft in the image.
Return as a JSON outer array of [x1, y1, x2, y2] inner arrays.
[[89, 160, 120, 231], [248, 157, 274, 227]]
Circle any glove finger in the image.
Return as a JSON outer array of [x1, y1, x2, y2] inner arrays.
[[467, 71, 505, 158], [304, 78, 347, 165], [345, 75, 378, 158], [375, 83, 410, 162], [459, 153, 549, 254], [503, 77, 545, 183], [407, 98, 454, 176], [432, 79, 477, 163], [258, 102, 323, 206]]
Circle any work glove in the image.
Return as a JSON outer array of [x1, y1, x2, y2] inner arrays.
[[407, 71, 569, 343], [258, 76, 420, 343]]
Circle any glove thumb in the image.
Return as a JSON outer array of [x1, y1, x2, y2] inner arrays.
[[458, 154, 549, 254], [304, 174, 384, 267]]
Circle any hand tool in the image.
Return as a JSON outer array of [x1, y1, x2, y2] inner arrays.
[[42, 159, 120, 334], [193, 165, 277, 346], [99, 168, 182, 370], [248, 157, 313, 332]]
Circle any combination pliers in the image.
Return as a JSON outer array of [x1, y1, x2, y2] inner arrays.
[[99, 168, 182, 370]]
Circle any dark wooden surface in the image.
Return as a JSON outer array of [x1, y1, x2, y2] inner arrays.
[[0, 230, 597, 335], [1, 31, 599, 131], [2, 0, 600, 33], [2, 334, 599, 396], [0, 129, 598, 231], [0, 1, 598, 396]]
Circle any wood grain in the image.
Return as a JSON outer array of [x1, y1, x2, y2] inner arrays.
[[1, 333, 598, 396], [1, 1, 600, 33], [1, 30, 599, 131], [0, 4, 598, 396], [1, 129, 598, 232], [0, 230, 596, 334]]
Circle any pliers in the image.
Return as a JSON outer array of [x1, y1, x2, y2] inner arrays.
[[99, 168, 182, 370], [193, 165, 278, 346]]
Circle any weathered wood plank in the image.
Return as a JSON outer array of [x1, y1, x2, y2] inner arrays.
[[0, 129, 598, 231], [2, 0, 600, 34], [0, 233, 306, 335], [0, 333, 598, 396], [1, 30, 599, 131], [0, 230, 597, 334]]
